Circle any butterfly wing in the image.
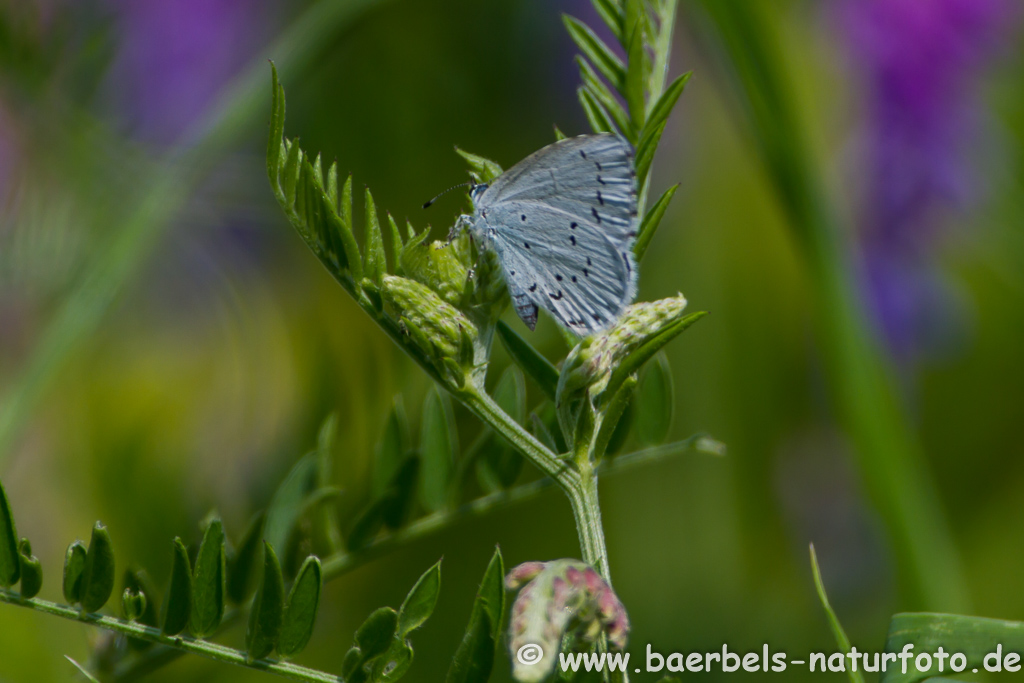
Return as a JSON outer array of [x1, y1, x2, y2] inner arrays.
[[474, 134, 639, 334]]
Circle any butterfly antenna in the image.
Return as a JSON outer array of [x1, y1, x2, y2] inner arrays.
[[422, 181, 473, 209]]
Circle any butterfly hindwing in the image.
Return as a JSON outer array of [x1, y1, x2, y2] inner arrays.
[[468, 134, 640, 334]]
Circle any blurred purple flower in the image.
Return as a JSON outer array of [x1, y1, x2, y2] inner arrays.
[[104, 0, 272, 142], [838, 0, 1016, 360]]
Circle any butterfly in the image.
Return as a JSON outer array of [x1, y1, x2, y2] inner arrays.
[[455, 133, 639, 335]]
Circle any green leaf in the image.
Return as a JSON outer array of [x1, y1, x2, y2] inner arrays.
[[530, 413, 559, 454], [387, 215, 406, 272], [264, 449, 319, 556], [374, 396, 412, 497], [312, 414, 343, 557], [624, 21, 646, 126], [161, 538, 192, 636], [497, 320, 560, 400], [455, 148, 504, 184], [881, 613, 1024, 683], [563, 15, 626, 92], [267, 62, 286, 194], [247, 542, 286, 661], [635, 352, 674, 445], [381, 454, 420, 530], [479, 367, 526, 490], [590, 0, 624, 42], [80, 522, 115, 613], [578, 87, 617, 135], [17, 538, 42, 598], [190, 517, 226, 637], [809, 545, 865, 683], [398, 559, 442, 637], [62, 541, 87, 604], [364, 188, 387, 284], [643, 71, 690, 142], [0, 479, 20, 587], [227, 511, 265, 605], [445, 548, 505, 683], [601, 311, 706, 406], [419, 386, 458, 512], [577, 57, 633, 141], [634, 183, 678, 260], [327, 161, 340, 210], [356, 607, 400, 661], [593, 376, 637, 460], [278, 555, 323, 658], [554, 125, 568, 141], [635, 119, 666, 184]]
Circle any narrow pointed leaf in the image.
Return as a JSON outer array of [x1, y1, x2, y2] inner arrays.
[[624, 21, 646, 125], [0, 479, 19, 587], [634, 183, 678, 260], [419, 387, 457, 513], [553, 125, 568, 141], [267, 62, 286, 192], [380, 454, 419, 530], [590, 0, 624, 42], [636, 119, 666, 183], [227, 511, 265, 605], [264, 450, 318, 556], [602, 311, 706, 404], [278, 555, 322, 658], [387, 215, 405, 272], [247, 542, 286, 660], [593, 376, 637, 460], [635, 352, 674, 445], [374, 396, 411, 497], [496, 320, 559, 400], [191, 518, 226, 637], [398, 559, 442, 636], [327, 161, 339, 210], [17, 539, 42, 598], [364, 188, 386, 284], [577, 57, 632, 140], [339, 175, 363, 283], [643, 71, 691, 141], [161, 538, 192, 635], [80, 522, 115, 613], [810, 545, 864, 683], [530, 413, 559, 454], [282, 138, 302, 206], [455, 148, 503, 184], [445, 548, 505, 683], [578, 87, 617, 135], [312, 414, 343, 556], [563, 15, 626, 92], [62, 541, 87, 604]]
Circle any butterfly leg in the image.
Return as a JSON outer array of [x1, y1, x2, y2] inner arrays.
[[445, 214, 473, 245]]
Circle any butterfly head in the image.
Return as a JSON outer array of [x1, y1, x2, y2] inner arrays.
[[469, 183, 489, 205]]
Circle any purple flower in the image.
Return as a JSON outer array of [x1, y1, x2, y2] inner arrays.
[[103, 0, 273, 142], [837, 0, 1016, 360]]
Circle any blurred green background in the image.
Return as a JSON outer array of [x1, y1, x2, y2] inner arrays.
[[1, 0, 1022, 680]]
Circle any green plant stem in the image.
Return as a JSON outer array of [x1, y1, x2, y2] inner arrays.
[[103, 435, 715, 682], [0, 0, 391, 467], [0, 591, 340, 683]]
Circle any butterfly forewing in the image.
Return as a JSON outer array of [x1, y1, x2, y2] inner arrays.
[[470, 134, 639, 334]]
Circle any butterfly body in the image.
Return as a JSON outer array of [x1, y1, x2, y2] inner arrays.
[[464, 134, 639, 335]]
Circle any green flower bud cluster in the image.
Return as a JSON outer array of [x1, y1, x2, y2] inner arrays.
[[381, 275, 477, 385], [506, 559, 630, 683]]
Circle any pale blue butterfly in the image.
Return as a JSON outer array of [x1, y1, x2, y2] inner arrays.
[[451, 134, 639, 335]]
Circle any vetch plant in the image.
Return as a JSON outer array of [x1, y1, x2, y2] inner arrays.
[[0, 0, 726, 681]]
